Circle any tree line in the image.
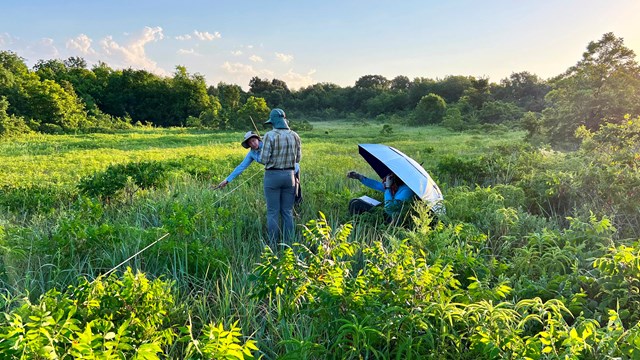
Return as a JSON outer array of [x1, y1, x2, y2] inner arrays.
[[1, 32, 639, 148]]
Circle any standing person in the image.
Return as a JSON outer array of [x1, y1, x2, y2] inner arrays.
[[216, 131, 301, 190], [260, 108, 301, 245], [216, 131, 263, 189]]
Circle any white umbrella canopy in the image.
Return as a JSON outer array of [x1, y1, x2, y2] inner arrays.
[[358, 144, 444, 212]]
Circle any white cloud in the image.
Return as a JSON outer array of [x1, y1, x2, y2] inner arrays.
[[0, 32, 14, 47], [193, 30, 221, 41], [66, 34, 96, 55], [41, 38, 55, 47], [221, 62, 256, 75], [282, 69, 316, 90], [249, 55, 263, 63], [175, 30, 221, 42], [0, 33, 58, 63], [177, 48, 196, 55], [221, 61, 274, 80], [99, 26, 168, 75], [231, 50, 243, 56], [27, 37, 59, 59], [275, 52, 293, 63], [219, 62, 314, 90]]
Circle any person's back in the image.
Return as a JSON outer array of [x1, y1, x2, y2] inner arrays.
[[260, 109, 301, 246], [261, 129, 300, 170]]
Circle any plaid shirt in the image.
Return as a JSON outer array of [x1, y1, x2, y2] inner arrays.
[[260, 129, 301, 170]]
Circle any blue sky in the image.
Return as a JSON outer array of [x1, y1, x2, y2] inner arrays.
[[2, 0, 639, 90]]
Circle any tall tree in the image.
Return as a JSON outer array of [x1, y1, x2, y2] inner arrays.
[[432, 75, 473, 103], [0, 51, 29, 78], [248, 77, 290, 107], [33, 59, 68, 81], [463, 77, 491, 109], [248, 76, 272, 94], [64, 56, 87, 69], [215, 82, 244, 128], [365, 92, 409, 116], [493, 71, 550, 112], [1, 51, 87, 131], [408, 77, 436, 107], [390, 75, 411, 91], [236, 96, 269, 130], [542, 32, 640, 147], [170, 66, 211, 125], [354, 75, 390, 90]]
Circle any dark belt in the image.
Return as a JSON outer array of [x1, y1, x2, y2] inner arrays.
[[266, 167, 294, 170]]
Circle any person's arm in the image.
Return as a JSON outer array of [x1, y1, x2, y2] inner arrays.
[[224, 151, 255, 183], [294, 132, 301, 163], [347, 171, 384, 192], [360, 176, 385, 192]]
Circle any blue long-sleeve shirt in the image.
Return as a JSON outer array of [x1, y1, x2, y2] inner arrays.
[[359, 176, 415, 216], [225, 142, 263, 182], [225, 142, 298, 183]]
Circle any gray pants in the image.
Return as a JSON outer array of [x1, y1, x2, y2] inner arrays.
[[263, 169, 296, 245]]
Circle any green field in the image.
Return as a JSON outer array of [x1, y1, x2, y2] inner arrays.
[[1, 122, 639, 359], [0, 122, 515, 187]]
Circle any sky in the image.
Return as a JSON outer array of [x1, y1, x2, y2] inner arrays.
[[1, 0, 639, 90]]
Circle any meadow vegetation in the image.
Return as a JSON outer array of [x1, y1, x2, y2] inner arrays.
[[0, 118, 639, 358], [1, 30, 639, 359]]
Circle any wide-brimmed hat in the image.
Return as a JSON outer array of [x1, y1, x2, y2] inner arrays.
[[264, 108, 286, 125], [241, 131, 261, 148]]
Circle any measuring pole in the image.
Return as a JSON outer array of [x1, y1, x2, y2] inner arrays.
[[249, 116, 260, 136]]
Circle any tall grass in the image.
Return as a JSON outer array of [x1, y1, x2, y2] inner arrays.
[[6, 122, 637, 358]]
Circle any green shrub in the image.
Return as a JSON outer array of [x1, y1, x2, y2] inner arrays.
[[0, 184, 73, 214], [443, 185, 535, 240], [251, 213, 463, 358], [0, 268, 258, 359], [592, 240, 640, 326], [39, 122, 65, 134], [379, 123, 393, 135], [181, 320, 258, 359], [0, 268, 175, 358], [0, 97, 33, 137], [436, 155, 488, 186], [441, 106, 467, 131], [78, 160, 168, 201], [185, 115, 202, 128], [413, 93, 446, 125]]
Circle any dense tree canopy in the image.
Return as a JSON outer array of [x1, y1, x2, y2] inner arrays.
[[1, 32, 638, 145], [355, 75, 390, 90], [492, 71, 550, 113], [542, 32, 640, 147]]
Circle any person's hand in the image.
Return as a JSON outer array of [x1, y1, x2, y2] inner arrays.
[[347, 171, 362, 180], [213, 180, 228, 189]]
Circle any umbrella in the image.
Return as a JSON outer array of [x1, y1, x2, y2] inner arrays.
[[358, 144, 444, 211]]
